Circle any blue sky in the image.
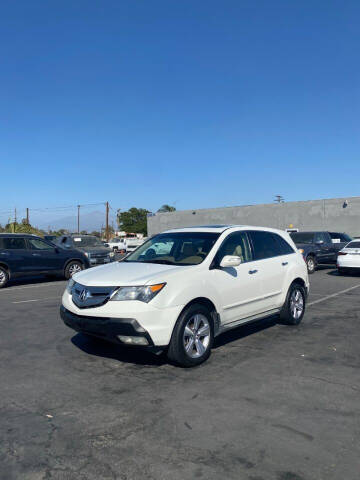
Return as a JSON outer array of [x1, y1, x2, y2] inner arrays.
[[1, 0, 359, 225]]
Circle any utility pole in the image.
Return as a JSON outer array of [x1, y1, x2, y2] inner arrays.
[[274, 195, 284, 203], [77, 205, 80, 233], [105, 202, 109, 241], [14, 207, 17, 224], [26, 208, 29, 225]]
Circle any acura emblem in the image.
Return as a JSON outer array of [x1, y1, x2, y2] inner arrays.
[[79, 289, 88, 301]]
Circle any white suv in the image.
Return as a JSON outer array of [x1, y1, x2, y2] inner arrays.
[[61, 226, 309, 367]]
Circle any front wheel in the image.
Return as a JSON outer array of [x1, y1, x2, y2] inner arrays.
[[0, 267, 9, 288], [279, 283, 306, 325], [306, 255, 316, 274], [64, 261, 84, 279], [167, 304, 214, 367]]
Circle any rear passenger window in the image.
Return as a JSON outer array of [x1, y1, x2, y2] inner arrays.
[[2, 238, 26, 249], [249, 231, 282, 260], [273, 234, 295, 255]]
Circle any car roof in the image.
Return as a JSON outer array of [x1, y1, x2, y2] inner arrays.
[[162, 225, 289, 235], [0, 233, 39, 238]]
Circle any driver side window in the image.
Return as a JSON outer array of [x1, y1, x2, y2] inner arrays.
[[215, 232, 252, 265]]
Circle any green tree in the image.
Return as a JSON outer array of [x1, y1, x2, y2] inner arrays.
[[117, 208, 149, 235], [4, 221, 44, 236], [157, 204, 176, 213]]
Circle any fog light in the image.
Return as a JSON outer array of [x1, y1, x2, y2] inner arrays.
[[117, 335, 149, 346]]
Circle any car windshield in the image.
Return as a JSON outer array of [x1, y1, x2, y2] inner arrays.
[[290, 232, 314, 244], [124, 232, 220, 265], [72, 236, 103, 247]]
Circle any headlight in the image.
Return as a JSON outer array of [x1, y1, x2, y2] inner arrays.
[[109, 251, 115, 258], [84, 252, 90, 258], [66, 278, 75, 293], [298, 248, 304, 254], [110, 283, 166, 303]]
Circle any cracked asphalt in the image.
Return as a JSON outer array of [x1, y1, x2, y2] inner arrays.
[[1, 267, 360, 480]]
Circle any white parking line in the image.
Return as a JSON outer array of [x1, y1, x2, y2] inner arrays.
[[12, 297, 60, 304], [0, 282, 66, 293], [308, 284, 360, 306]]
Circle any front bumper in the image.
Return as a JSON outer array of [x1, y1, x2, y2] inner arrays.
[[61, 291, 184, 346], [60, 305, 161, 350]]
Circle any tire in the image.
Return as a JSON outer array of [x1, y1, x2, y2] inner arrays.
[[0, 266, 9, 288], [279, 283, 306, 325], [167, 303, 214, 367], [306, 255, 316, 274], [64, 261, 84, 280]]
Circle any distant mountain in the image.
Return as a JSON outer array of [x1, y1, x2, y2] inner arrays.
[[35, 210, 117, 233]]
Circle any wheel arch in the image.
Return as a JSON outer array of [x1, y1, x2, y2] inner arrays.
[[63, 257, 85, 273], [179, 297, 220, 334], [291, 277, 306, 289], [0, 262, 10, 278]]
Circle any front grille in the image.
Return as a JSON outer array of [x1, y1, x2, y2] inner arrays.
[[72, 282, 116, 309], [91, 253, 108, 259]]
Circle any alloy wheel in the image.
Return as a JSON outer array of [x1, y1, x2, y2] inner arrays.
[[69, 263, 82, 276], [0, 269, 6, 285], [290, 289, 304, 320], [183, 313, 211, 359]]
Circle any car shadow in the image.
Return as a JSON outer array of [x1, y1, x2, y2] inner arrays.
[[8, 275, 65, 288], [71, 333, 167, 367], [213, 315, 278, 349], [329, 269, 360, 277]]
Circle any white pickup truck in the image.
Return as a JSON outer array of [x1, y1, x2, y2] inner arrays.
[[107, 235, 147, 253]]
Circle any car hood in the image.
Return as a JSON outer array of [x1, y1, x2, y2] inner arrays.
[[72, 261, 189, 286]]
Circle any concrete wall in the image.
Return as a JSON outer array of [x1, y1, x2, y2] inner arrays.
[[148, 197, 360, 236]]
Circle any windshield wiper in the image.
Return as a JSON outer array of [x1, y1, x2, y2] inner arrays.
[[142, 259, 176, 265]]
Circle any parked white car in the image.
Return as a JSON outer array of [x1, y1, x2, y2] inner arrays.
[[337, 240, 360, 274], [61, 225, 309, 367]]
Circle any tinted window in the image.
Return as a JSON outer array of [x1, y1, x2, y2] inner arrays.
[[215, 232, 252, 264], [314, 232, 328, 243], [1, 237, 26, 249], [28, 238, 54, 250], [329, 232, 352, 243], [273, 234, 295, 255], [346, 241, 360, 248], [290, 232, 314, 244], [249, 231, 282, 260]]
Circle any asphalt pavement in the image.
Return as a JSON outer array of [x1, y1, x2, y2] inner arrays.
[[0, 266, 359, 480]]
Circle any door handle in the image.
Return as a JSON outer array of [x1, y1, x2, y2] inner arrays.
[[282, 262, 288, 266], [32, 253, 41, 256], [248, 269, 258, 274]]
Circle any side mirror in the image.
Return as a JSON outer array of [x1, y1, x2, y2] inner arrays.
[[220, 255, 242, 268], [104, 243, 109, 247]]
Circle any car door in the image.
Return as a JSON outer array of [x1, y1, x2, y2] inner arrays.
[[247, 230, 287, 311], [209, 231, 266, 325], [0, 237, 34, 273], [314, 232, 332, 263], [26, 237, 63, 272]]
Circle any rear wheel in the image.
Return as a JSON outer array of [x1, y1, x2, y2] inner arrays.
[[279, 283, 306, 325], [64, 261, 83, 279], [306, 255, 316, 274], [167, 304, 214, 367], [0, 267, 9, 288]]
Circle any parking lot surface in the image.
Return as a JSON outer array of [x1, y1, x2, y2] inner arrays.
[[1, 267, 360, 480]]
